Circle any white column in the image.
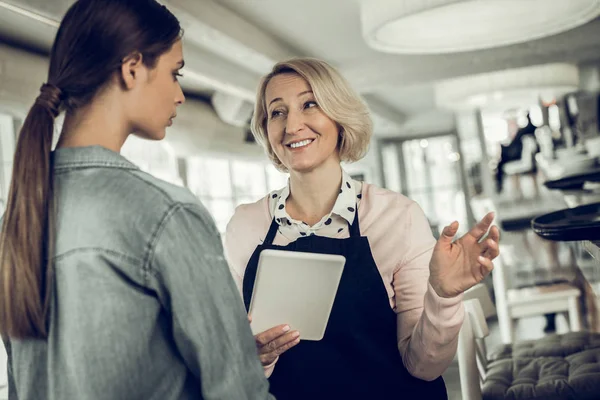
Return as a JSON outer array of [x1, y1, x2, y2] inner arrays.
[[455, 110, 495, 199]]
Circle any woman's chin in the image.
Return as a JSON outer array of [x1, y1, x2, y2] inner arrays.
[[286, 160, 314, 173], [288, 158, 330, 174], [132, 128, 166, 141]]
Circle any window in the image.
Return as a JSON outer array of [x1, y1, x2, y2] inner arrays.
[[401, 136, 467, 235], [121, 136, 183, 186], [0, 113, 17, 214], [231, 160, 267, 205], [380, 143, 402, 193], [187, 156, 287, 233], [1, 116, 188, 213], [380, 134, 469, 238]]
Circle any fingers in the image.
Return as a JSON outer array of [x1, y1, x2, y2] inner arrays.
[[254, 324, 291, 347], [488, 225, 500, 243], [468, 212, 495, 242], [259, 330, 299, 355], [478, 225, 500, 259], [480, 236, 500, 260], [477, 255, 494, 278], [438, 221, 459, 244], [258, 330, 300, 366]]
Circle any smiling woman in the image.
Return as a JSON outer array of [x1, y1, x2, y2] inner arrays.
[[251, 58, 372, 173], [224, 57, 500, 400], [264, 73, 341, 173]]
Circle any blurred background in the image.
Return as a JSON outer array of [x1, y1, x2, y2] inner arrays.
[[1, 1, 600, 399]]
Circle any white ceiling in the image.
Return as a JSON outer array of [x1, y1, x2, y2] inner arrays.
[[1, 0, 600, 137], [219, 0, 367, 63], [215, 0, 600, 133], [217, 0, 600, 85], [376, 83, 438, 115]]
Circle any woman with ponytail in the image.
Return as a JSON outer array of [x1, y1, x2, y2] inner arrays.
[[0, 1, 272, 399]]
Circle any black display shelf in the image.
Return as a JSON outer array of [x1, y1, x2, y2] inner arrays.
[[544, 168, 600, 190], [531, 202, 600, 241]]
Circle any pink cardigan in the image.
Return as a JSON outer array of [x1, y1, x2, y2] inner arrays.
[[224, 182, 464, 381]]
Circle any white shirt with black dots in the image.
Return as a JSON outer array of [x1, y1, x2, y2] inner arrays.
[[268, 169, 363, 241]]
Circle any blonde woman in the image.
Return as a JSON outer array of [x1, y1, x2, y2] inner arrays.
[[225, 58, 500, 399]]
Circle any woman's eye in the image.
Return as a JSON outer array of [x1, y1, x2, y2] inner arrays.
[[173, 72, 183, 81], [304, 101, 317, 109], [270, 110, 283, 118]]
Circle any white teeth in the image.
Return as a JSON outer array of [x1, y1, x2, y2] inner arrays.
[[289, 139, 313, 149]]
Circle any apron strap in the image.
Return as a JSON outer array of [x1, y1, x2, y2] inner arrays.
[[349, 204, 361, 237], [264, 217, 280, 245]]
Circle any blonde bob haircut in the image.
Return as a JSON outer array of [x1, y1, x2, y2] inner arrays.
[[251, 58, 373, 172]]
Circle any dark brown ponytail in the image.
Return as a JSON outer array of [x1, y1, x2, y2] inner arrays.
[[0, 84, 61, 338], [0, 0, 181, 339]]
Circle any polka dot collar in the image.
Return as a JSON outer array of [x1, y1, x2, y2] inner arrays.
[[269, 169, 361, 238]]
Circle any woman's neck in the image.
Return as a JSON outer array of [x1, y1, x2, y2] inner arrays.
[[56, 95, 129, 152], [286, 159, 343, 226]]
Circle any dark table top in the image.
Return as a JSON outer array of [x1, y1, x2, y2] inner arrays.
[[494, 197, 567, 232], [532, 202, 600, 241]]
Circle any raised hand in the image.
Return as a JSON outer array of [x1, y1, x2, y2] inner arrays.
[[428, 212, 500, 298]]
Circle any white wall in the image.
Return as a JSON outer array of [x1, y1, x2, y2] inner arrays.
[[399, 110, 456, 137], [0, 43, 47, 118], [579, 62, 600, 92], [0, 42, 265, 161]]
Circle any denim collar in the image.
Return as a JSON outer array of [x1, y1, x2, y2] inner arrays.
[[53, 145, 138, 171]]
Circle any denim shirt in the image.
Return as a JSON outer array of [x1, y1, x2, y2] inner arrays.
[[3, 146, 273, 400]]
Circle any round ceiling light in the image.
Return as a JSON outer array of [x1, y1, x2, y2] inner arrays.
[[361, 0, 600, 54], [434, 63, 580, 111]]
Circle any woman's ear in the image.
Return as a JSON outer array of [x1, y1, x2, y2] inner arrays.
[[120, 52, 144, 90]]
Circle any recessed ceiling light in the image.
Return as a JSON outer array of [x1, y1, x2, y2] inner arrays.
[[361, 0, 600, 54]]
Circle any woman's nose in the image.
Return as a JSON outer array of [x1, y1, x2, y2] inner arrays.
[[175, 84, 185, 105], [285, 109, 304, 135]]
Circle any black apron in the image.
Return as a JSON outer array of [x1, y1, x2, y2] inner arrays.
[[242, 211, 448, 399]]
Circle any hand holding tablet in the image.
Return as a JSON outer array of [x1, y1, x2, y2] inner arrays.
[[249, 249, 346, 342], [250, 315, 300, 367]]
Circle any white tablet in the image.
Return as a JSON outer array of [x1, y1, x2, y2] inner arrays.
[[248, 249, 345, 341]]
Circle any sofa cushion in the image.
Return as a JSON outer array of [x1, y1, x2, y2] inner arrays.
[[483, 348, 600, 400], [489, 332, 600, 361]]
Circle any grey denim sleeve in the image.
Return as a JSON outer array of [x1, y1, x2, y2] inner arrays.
[[147, 203, 274, 400]]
